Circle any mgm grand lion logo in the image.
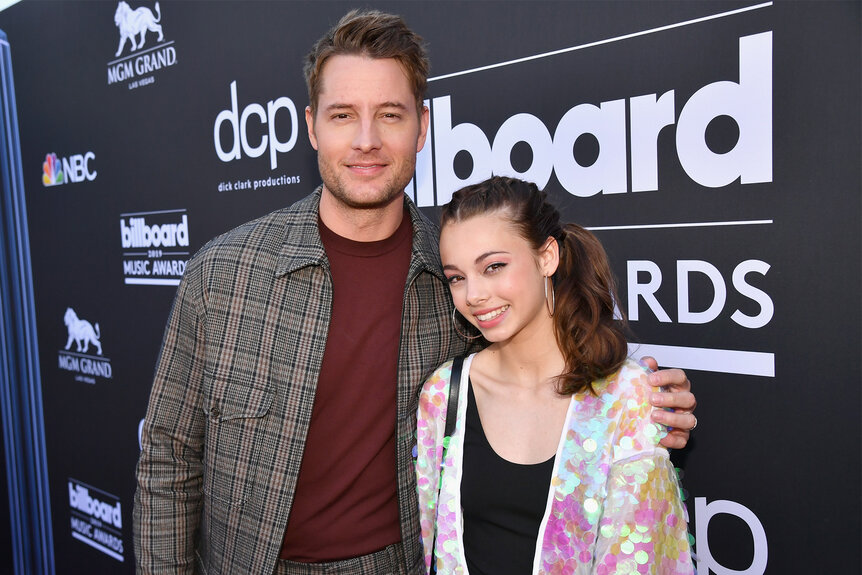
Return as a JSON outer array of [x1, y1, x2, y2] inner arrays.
[[114, 1, 164, 57], [64, 308, 103, 356]]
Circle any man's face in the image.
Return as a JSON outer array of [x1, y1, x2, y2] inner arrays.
[[306, 54, 429, 211]]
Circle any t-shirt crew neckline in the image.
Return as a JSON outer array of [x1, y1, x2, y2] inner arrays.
[[318, 210, 412, 258]]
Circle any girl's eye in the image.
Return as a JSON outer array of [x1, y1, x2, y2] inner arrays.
[[445, 275, 463, 285], [485, 262, 506, 274]]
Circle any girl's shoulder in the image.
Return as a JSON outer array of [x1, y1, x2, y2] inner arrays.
[[591, 358, 655, 399], [421, 358, 456, 395], [418, 358, 459, 420], [602, 359, 668, 457]]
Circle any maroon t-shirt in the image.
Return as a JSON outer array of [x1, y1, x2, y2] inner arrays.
[[279, 213, 413, 561]]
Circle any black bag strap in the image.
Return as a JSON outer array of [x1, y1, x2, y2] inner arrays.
[[431, 355, 465, 573], [444, 355, 465, 439]]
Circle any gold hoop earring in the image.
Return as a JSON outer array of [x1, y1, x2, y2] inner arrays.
[[452, 307, 481, 340], [544, 276, 555, 317]]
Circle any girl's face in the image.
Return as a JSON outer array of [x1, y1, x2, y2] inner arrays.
[[440, 212, 558, 345]]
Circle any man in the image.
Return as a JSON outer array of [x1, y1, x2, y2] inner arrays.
[[133, 9, 697, 575]]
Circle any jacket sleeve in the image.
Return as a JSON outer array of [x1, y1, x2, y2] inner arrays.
[[133, 260, 208, 575], [591, 368, 694, 574], [415, 360, 453, 575]]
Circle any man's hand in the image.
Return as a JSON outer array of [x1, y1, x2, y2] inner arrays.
[[641, 357, 697, 450]]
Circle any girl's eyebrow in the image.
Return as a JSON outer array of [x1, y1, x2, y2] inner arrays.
[[475, 250, 509, 263], [442, 251, 509, 271]]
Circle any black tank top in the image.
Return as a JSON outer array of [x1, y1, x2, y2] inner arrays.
[[461, 381, 556, 574]]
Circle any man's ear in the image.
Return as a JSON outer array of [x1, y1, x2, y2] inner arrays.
[[305, 106, 318, 151], [416, 104, 430, 153]]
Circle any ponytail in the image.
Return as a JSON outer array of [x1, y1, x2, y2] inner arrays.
[[553, 224, 629, 395]]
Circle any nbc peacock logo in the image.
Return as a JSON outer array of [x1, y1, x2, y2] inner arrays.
[[41, 151, 96, 187], [42, 153, 64, 186]]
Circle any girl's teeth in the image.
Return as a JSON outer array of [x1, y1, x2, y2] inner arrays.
[[476, 305, 509, 321]]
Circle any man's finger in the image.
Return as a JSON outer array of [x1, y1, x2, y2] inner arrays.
[[647, 368, 692, 392], [651, 406, 697, 430], [660, 429, 691, 450]]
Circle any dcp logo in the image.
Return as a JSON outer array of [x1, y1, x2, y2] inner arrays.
[[213, 81, 299, 170]]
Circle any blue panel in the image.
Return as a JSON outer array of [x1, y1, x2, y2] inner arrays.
[[0, 29, 55, 575]]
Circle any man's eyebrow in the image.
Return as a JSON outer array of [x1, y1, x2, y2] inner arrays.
[[379, 101, 409, 110], [323, 103, 354, 112], [324, 101, 409, 112]]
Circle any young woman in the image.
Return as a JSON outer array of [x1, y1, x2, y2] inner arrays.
[[416, 177, 694, 574]]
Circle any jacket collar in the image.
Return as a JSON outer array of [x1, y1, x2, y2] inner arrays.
[[274, 186, 445, 282]]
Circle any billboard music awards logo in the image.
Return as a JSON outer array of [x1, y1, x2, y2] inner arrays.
[[411, 31, 772, 207], [106, 1, 178, 90], [58, 308, 112, 384], [120, 209, 190, 286], [68, 478, 125, 562], [42, 152, 97, 187]]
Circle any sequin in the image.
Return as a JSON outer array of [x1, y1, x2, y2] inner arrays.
[[644, 423, 659, 438], [415, 357, 693, 574]]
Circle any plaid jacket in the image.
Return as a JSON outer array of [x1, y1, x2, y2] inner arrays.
[[133, 188, 470, 574]]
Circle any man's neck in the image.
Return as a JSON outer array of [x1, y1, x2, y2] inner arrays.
[[318, 188, 406, 242]]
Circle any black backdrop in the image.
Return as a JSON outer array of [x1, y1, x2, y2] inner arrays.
[[0, 1, 859, 573]]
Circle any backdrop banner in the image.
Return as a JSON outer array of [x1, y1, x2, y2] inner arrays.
[[0, 1, 859, 573]]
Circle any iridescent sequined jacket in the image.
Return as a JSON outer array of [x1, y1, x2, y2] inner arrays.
[[415, 354, 694, 575]]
